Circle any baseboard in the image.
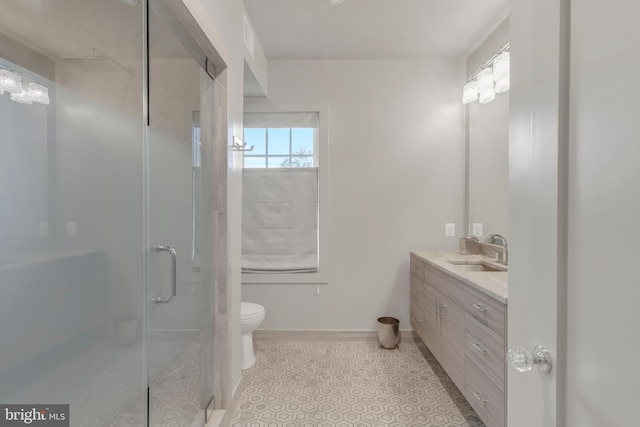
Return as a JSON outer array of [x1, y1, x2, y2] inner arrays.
[[254, 329, 414, 341]]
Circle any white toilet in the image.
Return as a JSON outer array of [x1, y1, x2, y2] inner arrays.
[[241, 302, 265, 370]]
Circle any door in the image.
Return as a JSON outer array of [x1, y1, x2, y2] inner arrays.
[[0, 1, 147, 424], [564, 1, 640, 425], [507, 0, 569, 425], [146, 1, 215, 425]]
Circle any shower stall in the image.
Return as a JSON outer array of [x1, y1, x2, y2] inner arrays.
[[0, 1, 228, 425]]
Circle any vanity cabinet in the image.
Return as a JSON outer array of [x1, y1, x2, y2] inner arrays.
[[409, 253, 507, 427]]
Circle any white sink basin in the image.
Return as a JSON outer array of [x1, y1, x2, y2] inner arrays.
[[447, 260, 507, 272]]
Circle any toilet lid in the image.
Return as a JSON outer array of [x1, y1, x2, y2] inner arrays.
[[241, 302, 265, 318]]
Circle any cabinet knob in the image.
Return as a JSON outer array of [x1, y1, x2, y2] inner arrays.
[[508, 345, 552, 373]]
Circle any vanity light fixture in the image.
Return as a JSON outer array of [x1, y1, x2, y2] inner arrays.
[[327, 0, 344, 4], [462, 42, 510, 105], [0, 67, 50, 106]]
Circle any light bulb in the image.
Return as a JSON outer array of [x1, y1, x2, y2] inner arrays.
[[476, 68, 494, 93], [27, 83, 49, 105], [495, 76, 510, 94], [479, 87, 496, 104], [493, 52, 510, 82], [10, 86, 33, 104], [462, 81, 478, 104], [493, 52, 510, 93], [0, 69, 22, 93]]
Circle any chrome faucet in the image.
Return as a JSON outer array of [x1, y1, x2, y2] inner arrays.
[[484, 234, 508, 265]]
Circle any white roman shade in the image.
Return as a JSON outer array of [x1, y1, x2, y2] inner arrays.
[[244, 111, 318, 129], [242, 167, 319, 272]]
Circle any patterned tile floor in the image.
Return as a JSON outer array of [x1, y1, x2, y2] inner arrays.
[[110, 337, 202, 426], [230, 337, 485, 427], [8, 333, 201, 427]]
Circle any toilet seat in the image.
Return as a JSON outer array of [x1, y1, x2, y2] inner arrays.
[[241, 302, 265, 320]]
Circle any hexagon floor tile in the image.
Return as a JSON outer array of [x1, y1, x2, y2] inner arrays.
[[230, 338, 485, 427]]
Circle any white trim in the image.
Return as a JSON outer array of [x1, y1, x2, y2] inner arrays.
[[242, 102, 330, 285]]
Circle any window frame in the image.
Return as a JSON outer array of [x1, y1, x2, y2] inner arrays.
[[244, 127, 317, 168], [241, 102, 329, 285]]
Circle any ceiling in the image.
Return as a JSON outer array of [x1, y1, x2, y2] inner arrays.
[[243, 0, 509, 60], [0, 0, 142, 61], [0, 0, 194, 67]]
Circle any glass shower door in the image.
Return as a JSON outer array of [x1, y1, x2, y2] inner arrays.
[[0, 1, 147, 425], [146, 2, 215, 425]]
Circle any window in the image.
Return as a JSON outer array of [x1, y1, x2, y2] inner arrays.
[[241, 104, 329, 284], [243, 112, 318, 168]]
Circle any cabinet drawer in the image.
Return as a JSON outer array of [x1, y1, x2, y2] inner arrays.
[[463, 285, 506, 337], [410, 256, 424, 280], [465, 314, 505, 392], [466, 357, 505, 427]]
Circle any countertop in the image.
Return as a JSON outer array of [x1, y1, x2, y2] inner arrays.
[[410, 250, 508, 303], [0, 249, 105, 271]]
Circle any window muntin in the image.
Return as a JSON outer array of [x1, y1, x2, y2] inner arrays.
[[243, 126, 316, 168]]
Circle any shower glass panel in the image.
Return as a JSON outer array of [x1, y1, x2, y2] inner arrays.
[[146, 1, 215, 425], [0, 0, 146, 425]]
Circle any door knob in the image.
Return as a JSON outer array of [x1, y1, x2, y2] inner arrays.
[[508, 345, 552, 373]]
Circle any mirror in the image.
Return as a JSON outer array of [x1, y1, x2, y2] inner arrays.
[[0, 43, 54, 253], [466, 18, 509, 241]]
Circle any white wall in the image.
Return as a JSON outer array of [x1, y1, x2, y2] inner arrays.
[[242, 59, 466, 330]]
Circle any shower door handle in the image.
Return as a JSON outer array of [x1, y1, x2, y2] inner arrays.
[[151, 245, 177, 303]]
